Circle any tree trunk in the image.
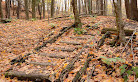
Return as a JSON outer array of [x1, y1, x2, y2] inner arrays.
[[5, 0, 11, 19], [24, 0, 29, 20], [78, 0, 81, 14], [32, 0, 36, 18], [125, 0, 131, 19], [84, 0, 88, 14], [72, 0, 82, 28], [12, 0, 15, 16], [104, 0, 107, 15], [42, 0, 45, 19], [51, 0, 55, 17], [38, 4, 42, 19], [100, 0, 104, 15], [0, 0, 3, 19], [17, 0, 21, 19], [131, 0, 138, 21], [88, 0, 92, 14], [113, 0, 125, 44]]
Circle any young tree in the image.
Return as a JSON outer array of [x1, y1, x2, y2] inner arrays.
[[24, 0, 29, 20], [113, 0, 125, 44], [42, 0, 45, 19], [71, 0, 82, 28], [0, 0, 3, 19], [51, 0, 55, 17], [32, 0, 36, 18]]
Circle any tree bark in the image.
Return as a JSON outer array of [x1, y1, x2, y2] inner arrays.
[[0, 0, 3, 19], [5, 0, 11, 19], [42, 0, 45, 19], [72, 0, 82, 28], [131, 0, 138, 21], [100, 0, 104, 15], [24, 0, 29, 20], [32, 0, 36, 18], [104, 0, 107, 15], [51, 0, 55, 17], [88, 0, 92, 14], [38, 4, 42, 19], [125, 0, 131, 19], [17, 0, 21, 19], [113, 0, 125, 44]]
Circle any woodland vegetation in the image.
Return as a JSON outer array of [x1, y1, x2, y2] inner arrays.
[[0, 0, 138, 82]]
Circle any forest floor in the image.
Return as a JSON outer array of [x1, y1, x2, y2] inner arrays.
[[0, 16, 138, 82]]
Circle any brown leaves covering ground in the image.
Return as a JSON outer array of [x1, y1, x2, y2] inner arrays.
[[0, 16, 138, 82]]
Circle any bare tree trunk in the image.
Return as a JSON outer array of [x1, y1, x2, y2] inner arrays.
[[42, 0, 45, 19], [17, 0, 21, 19], [51, 0, 55, 17], [113, 0, 125, 44], [100, 0, 104, 15], [131, 0, 138, 21], [0, 0, 3, 19], [12, 0, 15, 16], [104, 0, 107, 15], [88, 0, 92, 14], [84, 0, 88, 14], [5, 0, 11, 19], [24, 0, 29, 20], [32, 0, 36, 18], [38, 4, 42, 19], [78, 0, 81, 14], [125, 0, 131, 19], [71, 0, 82, 28]]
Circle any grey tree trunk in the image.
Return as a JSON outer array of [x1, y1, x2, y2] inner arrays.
[[17, 0, 21, 19], [113, 0, 125, 44], [24, 0, 29, 20]]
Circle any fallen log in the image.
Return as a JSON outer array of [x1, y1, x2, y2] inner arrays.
[[5, 71, 51, 82], [60, 41, 82, 45], [35, 24, 74, 51], [39, 53, 66, 59], [1, 18, 11, 23], [29, 61, 55, 66], [72, 54, 94, 82], [10, 53, 32, 65], [101, 28, 135, 36], [97, 31, 111, 48], [87, 64, 95, 81], [70, 36, 90, 40], [53, 47, 76, 52]]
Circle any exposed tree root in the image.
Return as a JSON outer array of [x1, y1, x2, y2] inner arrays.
[[97, 31, 111, 49], [72, 54, 94, 82]]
